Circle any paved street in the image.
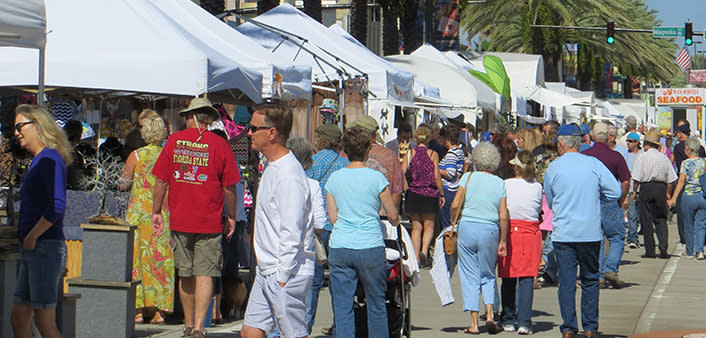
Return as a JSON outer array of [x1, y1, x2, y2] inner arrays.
[[138, 219, 706, 337]]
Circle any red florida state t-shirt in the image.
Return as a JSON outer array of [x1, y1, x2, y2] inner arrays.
[[152, 128, 240, 233]]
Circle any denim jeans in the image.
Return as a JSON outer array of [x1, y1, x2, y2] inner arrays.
[[542, 232, 558, 283], [680, 193, 706, 256], [626, 199, 640, 245], [457, 221, 499, 312], [305, 230, 331, 333], [500, 277, 534, 328], [329, 246, 387, 338], [439, 187, 456, 229], [554, 241, 600, 335], [14, 239, 67, 308], [599, 200, 626, 276]]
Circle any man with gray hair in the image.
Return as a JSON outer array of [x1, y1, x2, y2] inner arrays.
[[544, 124, 621, 338], [616, 115, 638, 149], [582, 122, 631, 289]]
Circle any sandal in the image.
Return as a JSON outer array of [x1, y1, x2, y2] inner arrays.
[[134, 313, 144, 324], [463, 327, 480, 335], [486, 321, 501, 334], [150, 311, 165, 324]]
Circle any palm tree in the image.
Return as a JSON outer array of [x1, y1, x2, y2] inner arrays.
[[380, 0, 401, 55], [461, 0, 679, 84], [303, 0, 322, 23], [350, 0, 368, 46], [400, 0, 420, 53]]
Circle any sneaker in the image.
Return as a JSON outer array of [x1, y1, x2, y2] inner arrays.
[[681, 253, 695, 259], [696, 252, 705, 260], [604, 271, 624, 289], [628, 242, 638, 249], [517, 326, 533, 335], [321, 325, 334, 335], [502, 324, 515, 332]]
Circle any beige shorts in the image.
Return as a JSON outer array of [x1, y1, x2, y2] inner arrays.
[[171, 231, 222, 277]]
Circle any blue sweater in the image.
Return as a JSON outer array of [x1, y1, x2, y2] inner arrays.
[[544, 152, 621, 242], [18, 148, 67, 241]]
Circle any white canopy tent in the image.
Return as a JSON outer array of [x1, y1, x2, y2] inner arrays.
[[410, 44, 497, 111], [0, 0, 46, 49], [385, 54, 482, 124], [148, 0, 311, 100], [0, 0, 263, 101]]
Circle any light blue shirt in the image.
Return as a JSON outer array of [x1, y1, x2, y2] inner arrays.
[[325, 167, 389, 249], [458, 171, 506, 226], [545, 152, 622, 242], [614, 144, 632, 171]]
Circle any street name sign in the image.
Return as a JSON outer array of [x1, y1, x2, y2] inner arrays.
[[653, 26, 683, 38]]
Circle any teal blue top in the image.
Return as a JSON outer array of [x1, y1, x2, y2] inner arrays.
[[325, 167, 389, 249], [458, 171, 506, 226]]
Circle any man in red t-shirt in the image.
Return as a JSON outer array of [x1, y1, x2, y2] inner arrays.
[[152, 97, 240, 337]]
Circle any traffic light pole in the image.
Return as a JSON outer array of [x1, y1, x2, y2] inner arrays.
[[530, 24, 704, 35]]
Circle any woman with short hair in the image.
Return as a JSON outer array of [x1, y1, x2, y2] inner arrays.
[[498, 150, 543, 334], [450, 142, 508, 335], [669, 136, 706, 259], [120, 110, 174, 324], [326, 126, 401, 338], [11, 104, 73, 338]]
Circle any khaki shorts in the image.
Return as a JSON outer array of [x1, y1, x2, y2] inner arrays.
[[171, 231, 223, 277]]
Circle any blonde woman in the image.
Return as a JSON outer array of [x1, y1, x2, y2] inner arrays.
[[402, 126, 444, 268], [11, 104, 73, 338], [517, 128, 542, 153], [120, 110, 173, 324]]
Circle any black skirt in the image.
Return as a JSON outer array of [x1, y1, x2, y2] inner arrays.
[[405, 190, 439, 214]]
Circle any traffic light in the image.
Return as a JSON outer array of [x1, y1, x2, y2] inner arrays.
[[606, 21, 615, 44], [685, 22, 693, 45]]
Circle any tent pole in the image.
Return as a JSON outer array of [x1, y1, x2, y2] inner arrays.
[[38, 44, 46, 106], [338, 80, 345, 132]]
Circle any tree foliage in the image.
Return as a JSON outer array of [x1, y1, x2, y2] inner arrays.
[[460, 0, 680, 83]]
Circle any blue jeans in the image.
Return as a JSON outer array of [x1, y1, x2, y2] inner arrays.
[[500, 277, 534, 328], [457, 221, 499, 312], [305, 230, 331, 333], [626, 198, 640, 245], [599, 200, 626, 276], [329, 246, 387, 338], [680, 194, 706, 256], [439, 187, 456, 228], [554, 241, 600, 335], [14, 239, 67, 308], [542, 232, 558, 283]]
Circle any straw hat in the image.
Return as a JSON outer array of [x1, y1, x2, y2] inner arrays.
[[179, 97, 220, 123]]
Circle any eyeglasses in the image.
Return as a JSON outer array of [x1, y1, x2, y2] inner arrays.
[[627, 139, 638, 143], [247, 124, 272, 133], [14, 121, 33, 133]]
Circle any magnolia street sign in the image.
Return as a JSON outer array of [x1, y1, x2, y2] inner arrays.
[[653, 26, 683, 38]]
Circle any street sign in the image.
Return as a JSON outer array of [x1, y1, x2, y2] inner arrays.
[[653, 26, 683, 38]]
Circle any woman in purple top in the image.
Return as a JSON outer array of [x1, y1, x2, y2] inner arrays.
[[402, 126, 444, 268], [11, 104, 72, 338]]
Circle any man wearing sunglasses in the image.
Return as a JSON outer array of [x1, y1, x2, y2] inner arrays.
[[151, 97, 240, 338]]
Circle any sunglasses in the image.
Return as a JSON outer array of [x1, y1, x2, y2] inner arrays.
[[14, 121, 33, 133], [247, 124, 272, 133]]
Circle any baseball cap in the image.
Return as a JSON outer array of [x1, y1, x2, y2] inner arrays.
[[676, 124, 691, 136], [346, 115, 378, 132], [626, 132, 640, 141], [592, 122, 608, 137], [557, 124, 581, 136], [579, 123, 590, 135], [315, 124, 342, 143]]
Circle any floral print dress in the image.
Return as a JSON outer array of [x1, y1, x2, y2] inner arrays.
[[126, 144, 174, 311]]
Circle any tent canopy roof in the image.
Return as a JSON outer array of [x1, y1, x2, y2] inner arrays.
[[0, 0, 46, 49]]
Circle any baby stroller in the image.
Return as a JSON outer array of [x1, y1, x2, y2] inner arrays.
[[354, 224, 412, 338]]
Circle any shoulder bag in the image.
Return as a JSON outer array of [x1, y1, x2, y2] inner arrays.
[[443, 171, 472, 255]]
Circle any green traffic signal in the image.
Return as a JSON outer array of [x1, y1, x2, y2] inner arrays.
[[607, 21, 615, 44], [685, 22, 693, 46]]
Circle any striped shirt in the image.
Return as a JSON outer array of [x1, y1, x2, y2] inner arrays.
[[440, 146, 465, 190]]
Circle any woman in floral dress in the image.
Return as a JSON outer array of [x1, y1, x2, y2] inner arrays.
[[120, 110, 173, 324]]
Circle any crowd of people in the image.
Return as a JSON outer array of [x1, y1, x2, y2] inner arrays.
[[11, 97, 706, 338]]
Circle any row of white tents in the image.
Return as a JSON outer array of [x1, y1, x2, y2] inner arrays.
[[1, 0, 646, 140]]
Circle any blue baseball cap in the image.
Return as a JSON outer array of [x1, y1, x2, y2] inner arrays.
[[557, 124, 581, 136], [627, 132, 640, 141]]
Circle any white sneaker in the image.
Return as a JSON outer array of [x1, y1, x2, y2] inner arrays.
[[517, 326, 533, 335], [681, 253, 695, 259], [628, 242, 638, 249], [696, 252, 705, 260], [502, 324, 515, 332]]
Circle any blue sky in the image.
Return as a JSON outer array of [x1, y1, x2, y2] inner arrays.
[[644, 0, 705, 48]]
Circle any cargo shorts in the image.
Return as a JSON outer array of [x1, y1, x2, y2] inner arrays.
[[171, 231, 222, 277]]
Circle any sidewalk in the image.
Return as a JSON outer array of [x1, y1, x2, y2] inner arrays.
[[137, 218, 706, 337]]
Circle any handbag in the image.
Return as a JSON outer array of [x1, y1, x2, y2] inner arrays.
[[314, 233, 327, 265], [443, 172, 472, 255]]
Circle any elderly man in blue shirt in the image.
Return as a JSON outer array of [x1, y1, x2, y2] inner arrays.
[[544, 124, 622, 338]]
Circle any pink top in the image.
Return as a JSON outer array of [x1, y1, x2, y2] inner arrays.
[[539, 191, 553, 231]]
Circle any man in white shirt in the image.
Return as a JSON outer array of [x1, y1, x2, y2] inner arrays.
[[241, 103, 315, 338]]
